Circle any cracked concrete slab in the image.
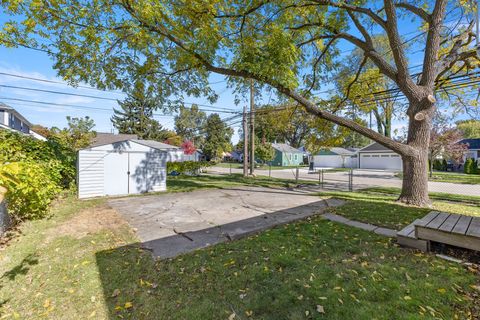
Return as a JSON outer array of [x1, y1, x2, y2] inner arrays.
[[108, 186, 342, 258]]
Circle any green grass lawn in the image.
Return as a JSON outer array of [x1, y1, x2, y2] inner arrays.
[[215, 162, 309, 170], [0, 180, 479, 319], [166, 173, 318, 192], [397, 171, 480, 185], [321, 187, 480, 230]]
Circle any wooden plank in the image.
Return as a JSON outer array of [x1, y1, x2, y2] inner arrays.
[[438, 214, 461, 233], [415, 211, 440, 227], [466, 217, 480, 237], [416, 226, 480, 252], [397, 235, 429, 251], [397, 221, 416, 238], [451, 215, 473, 235], [426, 212, 450, 229]]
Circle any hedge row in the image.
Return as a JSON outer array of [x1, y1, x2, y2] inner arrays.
[[0, 131, 75, 224], [166, 161, 211, 175]]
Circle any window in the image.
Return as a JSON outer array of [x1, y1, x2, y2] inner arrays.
[[381, 155, 389, 157], [391, 155, 400, 158], [294, 154, 298, 160], [362, 155, 371, 158], [289, 154, 292, 160], [372, 155, 380, 157]]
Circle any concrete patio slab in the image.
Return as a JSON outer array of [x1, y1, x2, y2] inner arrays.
[[108, 186, 344, 258]]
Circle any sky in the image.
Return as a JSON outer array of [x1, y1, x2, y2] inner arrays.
[[0, 4, 474, 146]]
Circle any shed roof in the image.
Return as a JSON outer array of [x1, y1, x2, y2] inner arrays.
[[358, 142, 396, 153], [90, 132, 138, 147], [460, 138, 480, 150], [131, 139, 180, 150], [272, 143, 303, 154], [316, 147, 356, 156]]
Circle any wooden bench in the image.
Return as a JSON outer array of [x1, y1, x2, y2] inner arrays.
[[397, 211, 480, 252]]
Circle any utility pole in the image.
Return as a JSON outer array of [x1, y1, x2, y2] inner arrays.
[[243, 105, 249, 177], [249, 79, 255, 175]]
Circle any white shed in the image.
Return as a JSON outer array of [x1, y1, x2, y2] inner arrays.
[[358, 142, 403, 171], [77, 139, 167, 199]]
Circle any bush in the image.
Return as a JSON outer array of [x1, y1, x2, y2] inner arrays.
[[464, 158, 474, 174], [0, 162, 60, 223], [167, 161, 210, 175]]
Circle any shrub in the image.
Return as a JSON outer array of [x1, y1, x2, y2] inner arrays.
[[167, 161, 210, 175], [441, 159, 448, 171], [464, 158, 474, 174], [0, 162, 60, 223]]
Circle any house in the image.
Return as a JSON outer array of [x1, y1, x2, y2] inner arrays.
[[311, 147, 358, 168], [271, 143, 304, 166], [90, 132, 139, 147], [78, 139, 167, 198], [0, 103, 46, 140], [230, 150, 243, 162], [357, 142, 403, 171], [460, 138, 480, 161]]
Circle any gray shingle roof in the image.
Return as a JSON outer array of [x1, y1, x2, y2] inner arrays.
[[460, 138, 480, 150], [131, 139, 180, 150], [272, 143, 303, 153], [316, 147, 356, 156], [358, 142, 396, 152], [90, 132, 139, 147]]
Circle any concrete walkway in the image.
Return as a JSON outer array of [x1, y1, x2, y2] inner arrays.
[[322, 213, 397, 237]]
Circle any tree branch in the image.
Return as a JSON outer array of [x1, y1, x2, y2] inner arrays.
[[395, 3, 431, 22]]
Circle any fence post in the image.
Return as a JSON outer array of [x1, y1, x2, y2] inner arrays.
[[295, 167, 299, 184], [229, 162, 232, 175], [349, 169, 353, 192], [269, 162, 271, 177], [321, 169, 324, 188]]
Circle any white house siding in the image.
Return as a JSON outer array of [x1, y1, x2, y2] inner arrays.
[[77, 150, 105, 199]]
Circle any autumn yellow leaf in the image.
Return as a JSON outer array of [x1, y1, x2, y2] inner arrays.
[[404, 296, 412, 300], [124, 302, 133, 309]]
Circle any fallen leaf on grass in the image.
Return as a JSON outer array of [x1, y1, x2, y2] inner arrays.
[[404, 296, 412, 300], [124, 302, 133, 309], [228, 313, 236, 320], [437, 288, 446, 294], [317, 305, 325, 314], [111, 289, 120, 297]]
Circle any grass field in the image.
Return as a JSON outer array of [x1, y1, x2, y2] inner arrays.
[[396, 171, 480, 185], [0, 177, 479, 319]]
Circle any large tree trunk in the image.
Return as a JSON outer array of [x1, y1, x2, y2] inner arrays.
[[397, 100, 434, 207]]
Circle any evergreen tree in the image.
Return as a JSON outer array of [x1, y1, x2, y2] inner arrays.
[[202, 114, 233, 160], [111, 86, 169, 141]]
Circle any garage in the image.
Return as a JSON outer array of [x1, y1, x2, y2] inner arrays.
[[77, 139, 168, 199], [311, 147, 358, 168], [358, 142, 403, 171]]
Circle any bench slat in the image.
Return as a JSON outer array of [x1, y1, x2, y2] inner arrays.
[[452, 215, 473, 235], [438, 214, 461, 233], [426, 212, 450, 229], [415, 211, 440, 227], [466, 217, 480, 238]]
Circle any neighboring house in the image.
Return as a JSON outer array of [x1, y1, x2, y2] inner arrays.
[[271, 143, 304, 166], [231, 150, 243, 162], [78, 139, 168, 198], [0, 102, 46, 140], [311, 147, 358, 169], [90, 132, 139, 147], [357, 142, 403, 171], [460, 138, 480, 161]]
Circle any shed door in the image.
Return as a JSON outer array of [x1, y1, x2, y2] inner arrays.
[[104, 152, 129, 196]]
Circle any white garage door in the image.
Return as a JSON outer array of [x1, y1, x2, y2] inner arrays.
[[313, 155, 344, 168], [360, 153, 402, 170]]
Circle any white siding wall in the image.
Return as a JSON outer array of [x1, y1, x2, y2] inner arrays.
[[78, 150, 105, 199]]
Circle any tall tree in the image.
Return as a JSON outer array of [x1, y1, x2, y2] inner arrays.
[[174, 104, 207, 145], [112, 87, 169, 141], [202, 114, 233, 160], [4, 1, 478, 206]]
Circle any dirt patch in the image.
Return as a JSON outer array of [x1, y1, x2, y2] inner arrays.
[[46, 205, 128, 241]]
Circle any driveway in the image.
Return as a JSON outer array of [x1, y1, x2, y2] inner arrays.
[[108, 186, 342, 258], [209, 166, 480, 196]]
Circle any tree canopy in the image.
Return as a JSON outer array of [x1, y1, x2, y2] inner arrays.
[[2, 0, 479, 206]]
